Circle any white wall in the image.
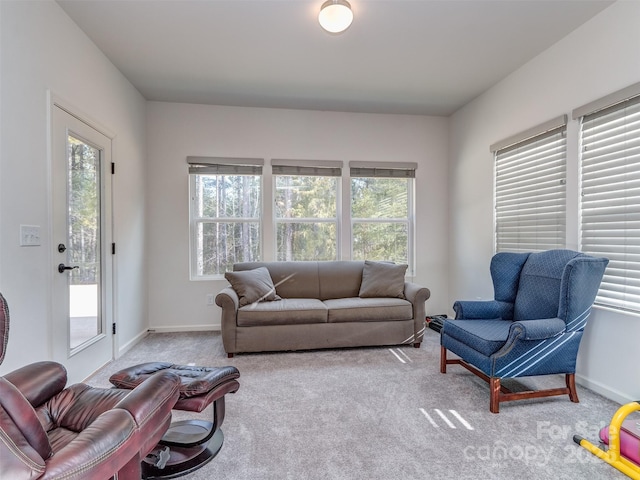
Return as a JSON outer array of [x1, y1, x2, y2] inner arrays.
[[146, 102, 449, 331], [449, 0, 640, 403], [0, 0, 148, 381]]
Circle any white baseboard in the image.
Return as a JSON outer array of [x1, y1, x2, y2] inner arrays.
[[575, 373, 633, 405], [147, 324, 221, 333], [115, 325, 221, 359], [117, 329, 149, 358]]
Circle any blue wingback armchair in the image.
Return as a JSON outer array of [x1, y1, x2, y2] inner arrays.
[[440, 249, 608, 413]]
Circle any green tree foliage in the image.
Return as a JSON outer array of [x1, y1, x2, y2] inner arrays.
[[351, 177, 409, 264], [196, 174, 261, 275], [194, 172, 412, 274], [68, 137, 100, 285], [275, 175, 337, 261], [352, 223, 408, 263], [351, 177, 408, 218]]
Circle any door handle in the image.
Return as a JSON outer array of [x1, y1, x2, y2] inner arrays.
[[58, 263, 79, 274]]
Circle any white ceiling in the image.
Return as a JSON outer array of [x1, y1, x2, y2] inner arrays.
[[57, 0, 614, 116]]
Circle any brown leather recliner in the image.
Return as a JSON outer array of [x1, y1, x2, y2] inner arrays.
[[0, 292, 181, 479]]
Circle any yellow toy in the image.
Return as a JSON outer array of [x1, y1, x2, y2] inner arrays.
[[573, 401, 640, 479]]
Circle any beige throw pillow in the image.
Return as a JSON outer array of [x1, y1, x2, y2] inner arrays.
[[224, 267, 281, 307], [359, 260, 407, 299]]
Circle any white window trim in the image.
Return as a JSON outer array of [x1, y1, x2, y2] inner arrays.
[[272, 160, 342, 261], [188, 157, 264, 280], [188, 158, 418, 277], [349, 161, 416, 275]]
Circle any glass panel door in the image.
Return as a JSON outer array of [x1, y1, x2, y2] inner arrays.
[[67, 135, 102, 350], [52, 104, 113, 384]]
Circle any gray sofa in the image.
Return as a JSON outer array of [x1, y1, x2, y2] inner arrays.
[[215, 260, 431, 357]]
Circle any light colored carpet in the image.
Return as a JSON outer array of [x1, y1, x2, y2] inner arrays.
[[87, 329, 629, 479]]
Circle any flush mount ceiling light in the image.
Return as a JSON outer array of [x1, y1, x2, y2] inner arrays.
[[318, 0, 353, 34]]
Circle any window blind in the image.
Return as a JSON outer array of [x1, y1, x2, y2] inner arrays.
[[349, 161, 417, 178], [187, 156, 263, 175], [579, 94, 640, 312], [493, 121, 567, 253], [272, 165, 341, 176], [272, 159, 342, 177]]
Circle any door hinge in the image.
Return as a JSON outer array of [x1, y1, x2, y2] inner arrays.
[[112, 243, 116, 255], [111, 162, 115, 174], [112, 323, 116, 335]]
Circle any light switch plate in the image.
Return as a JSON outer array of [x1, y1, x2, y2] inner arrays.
[[20, 225, 41, 246]]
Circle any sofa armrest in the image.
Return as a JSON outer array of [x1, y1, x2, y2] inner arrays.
[[453, 300, 513, 320], [216, 286, 240, 354], [215, 286, 239, 311], [41, 409, 138, 480], [4, 361, 67, 408], [404, 282, 431, 341], [404, 281, 430, 305]]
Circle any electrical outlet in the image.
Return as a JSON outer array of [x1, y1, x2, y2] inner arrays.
[[206, 294, 215, 306]]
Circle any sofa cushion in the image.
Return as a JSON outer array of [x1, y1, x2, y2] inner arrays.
[[237, 298, 328, 326], [224, 267, 281, 307], [324, 297, 413, 323], [317, 261, 364, 300], [234, 261, 322, 299], [442, 319, 512, 357], [358, 261, 407, 299]]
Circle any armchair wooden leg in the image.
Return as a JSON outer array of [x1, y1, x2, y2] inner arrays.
[[490, 377, 501, 414], [566, 373, 579, 403], [442, 354, 579, 412]]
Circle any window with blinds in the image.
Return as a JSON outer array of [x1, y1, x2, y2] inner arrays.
[[272, 160, 341, 262], [349, 162, 416, 270], [492, 118, 567, 253], [578, 93, 640, 313], [187, 157, 263, 278]]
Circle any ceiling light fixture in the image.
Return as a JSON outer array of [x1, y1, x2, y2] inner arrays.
[[318, 0, 353, 34]]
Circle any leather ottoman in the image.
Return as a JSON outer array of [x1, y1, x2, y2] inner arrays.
[[110, 362, 240, 479]]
